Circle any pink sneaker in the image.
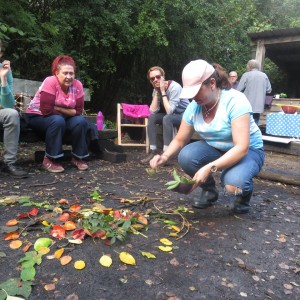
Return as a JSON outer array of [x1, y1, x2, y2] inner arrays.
[[42, 156, 64, 173], [71, 157, 88, 171]]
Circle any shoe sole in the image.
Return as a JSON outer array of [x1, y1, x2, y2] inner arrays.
[[42, 165, 64, 173]]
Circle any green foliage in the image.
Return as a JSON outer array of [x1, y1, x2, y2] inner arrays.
[[1, 0, 298, 114], [0, 278, 33, 300]]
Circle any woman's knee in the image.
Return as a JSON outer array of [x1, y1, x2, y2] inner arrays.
[[225, 184, 242, 195]]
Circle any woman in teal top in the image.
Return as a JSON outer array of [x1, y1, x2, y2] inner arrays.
[[149, 59, 264, 214]]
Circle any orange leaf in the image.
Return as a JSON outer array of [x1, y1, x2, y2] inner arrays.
[[22, 242, 33, 252], [59, 213, 70, 222], [44, 283, 56, 291], [136, 214, 148, 225], [69, 204, 81, 212], [9, 240, 23, 249], [6, 219, 18, 226], [58, 198, 69, 205], [64, 221, 76, 230], [4, 231, 19, 240], [60, 255, 72, 265], [54, 248, 65, 259]]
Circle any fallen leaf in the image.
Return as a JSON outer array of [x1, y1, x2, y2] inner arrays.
[[59, 213, 70, 222], [50, 225, 66, 239], [240, 292, 247, 297], [160, 238, 173, 246], [9, 240, 23, 249], [141, 251, 156, 259], [37, 247, 50, 255], [99, 255, 113, 267], [4, 231, 19, 241], [58, 198, 69, 205], [64, 221, 76, 230], [60, 255, 72, 265], [119, 252, 136, 265], [44, 283, 56, 291], [158, 246, 172, 252], [170, 257, 179, 266], [74, 260, 86, 270], [68, 239, 83, 244], [34, 238, 52, 251], [54, 248, 64, 259], [6, 219, 18, 226], [283, 283, 293, 290], [69, 204, 81, 212]]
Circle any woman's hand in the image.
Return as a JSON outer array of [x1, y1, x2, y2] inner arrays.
[[149, 154, 168, 169], [0, 60, 10, 83], [192, 164, 211, 186]]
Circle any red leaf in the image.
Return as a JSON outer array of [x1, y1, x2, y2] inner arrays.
[[50, 225, 66, 239], [92, 230, 106, 238], [59, 213, 70, 222], [29, 207, 39, 216], [72, 229, 86, 240], [18, 212, 30, 219]]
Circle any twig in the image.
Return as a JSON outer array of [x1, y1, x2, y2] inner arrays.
[[28, 180, 59, 187]]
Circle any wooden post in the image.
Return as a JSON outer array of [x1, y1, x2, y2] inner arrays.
[[255, 40, 266, 70]]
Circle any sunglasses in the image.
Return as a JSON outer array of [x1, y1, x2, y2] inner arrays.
[[150, 75, 162, 82]]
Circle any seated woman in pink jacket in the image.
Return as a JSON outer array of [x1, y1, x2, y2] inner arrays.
[[25, 56, 89, 173]]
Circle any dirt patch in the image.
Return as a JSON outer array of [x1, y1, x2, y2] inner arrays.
[[0, 143, 299, 299]]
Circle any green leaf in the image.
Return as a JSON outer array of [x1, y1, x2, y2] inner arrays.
[[166, 182, 180, 190], [164, 220, 177, 225], [0, 226, 19, 233], [0, 252, 6, 258], [165, 180, 179, 186], [0, 278, 32, 299], [20, 267, 36, 281], [172, 170, 181, 182]]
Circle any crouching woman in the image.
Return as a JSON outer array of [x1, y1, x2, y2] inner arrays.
[[150, 59, 264, 214], [25, 55, 89, 172]]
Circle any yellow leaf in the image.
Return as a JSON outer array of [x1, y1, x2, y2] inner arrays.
[[171, 225, 181, 232], [60, 255, 72, 265], [38, 247, 50, 255], [42, 220, 51, 227], [159, 238, 173, 246], [74, 260, 86, 270], [99, 255, 112, 267], [53, 207, 63, 213], [169, 232, 178, 237], [158, 246, 173, 252], [141, 251, 156, 259], [9, 240, 23, 249], [119, 252, 136, 265], [54, 248, 64, 259]]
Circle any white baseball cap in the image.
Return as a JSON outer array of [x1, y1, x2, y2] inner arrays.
[[180, 60, 215, 99]]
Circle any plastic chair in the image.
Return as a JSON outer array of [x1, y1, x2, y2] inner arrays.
[[117, 103, 150, 153]]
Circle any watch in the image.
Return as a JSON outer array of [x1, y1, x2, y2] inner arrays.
[[210, 165, 218, 173]]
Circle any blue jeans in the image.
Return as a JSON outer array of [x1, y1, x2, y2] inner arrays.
[[26, 114, 89, 159], [178, 140, 264, 196], [0, 108, 20, 165], [148, 113, 183, 147]]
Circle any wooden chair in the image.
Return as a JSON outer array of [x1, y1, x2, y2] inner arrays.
[[116, 103, 149, 153]]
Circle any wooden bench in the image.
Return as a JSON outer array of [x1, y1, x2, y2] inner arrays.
[[0, 78, 126, 163]]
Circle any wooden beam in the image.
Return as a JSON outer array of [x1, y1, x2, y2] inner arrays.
[[255, 40, 266, 70]]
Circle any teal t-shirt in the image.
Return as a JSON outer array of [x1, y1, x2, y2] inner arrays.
[[183, 88, 263, 151]]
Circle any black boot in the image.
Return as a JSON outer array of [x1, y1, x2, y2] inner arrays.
[[192, 185, 219, 209], [233, 192, 252, 214]]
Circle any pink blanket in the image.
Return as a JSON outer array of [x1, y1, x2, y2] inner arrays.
[[121, 103, 151, 118]]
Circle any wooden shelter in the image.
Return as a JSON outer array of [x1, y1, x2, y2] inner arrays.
[[248, 27, 300, 97]]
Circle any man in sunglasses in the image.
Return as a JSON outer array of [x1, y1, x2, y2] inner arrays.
[[140, 66, 189, 164]]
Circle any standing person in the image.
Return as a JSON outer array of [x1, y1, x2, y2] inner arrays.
[[149, 59, 264, 214], [25, 55, 89, 173], [237, 59, 272, 125], [140, 66, 189, 164], [228, 71, 239, 89], [0, 41, 28, 178]]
